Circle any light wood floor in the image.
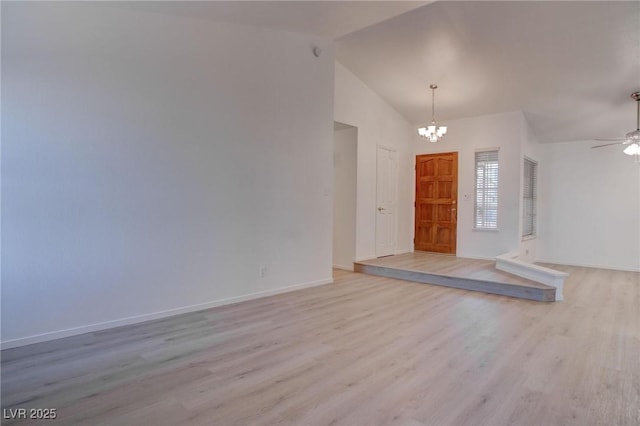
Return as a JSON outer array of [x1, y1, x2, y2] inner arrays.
[[357, 252, 551, 288], [2, 266, 639, 425]]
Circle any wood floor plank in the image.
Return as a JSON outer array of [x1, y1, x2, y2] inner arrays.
[[1, 265, 638, 425]]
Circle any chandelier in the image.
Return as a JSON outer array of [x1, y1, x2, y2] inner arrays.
[[418, 84, 447, 142]]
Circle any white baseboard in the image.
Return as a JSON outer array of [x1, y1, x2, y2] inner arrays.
[[394, 249, 413, 255], [355, 249, 412, 262], [0, 277, 333, 350], [536, 258, 640, 273], [355, 255, 377, 262], [455, 253, 496, 261], [332, 264, 354, 271]]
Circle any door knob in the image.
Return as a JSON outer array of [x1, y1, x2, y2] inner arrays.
[[378, 207, 385, 212]]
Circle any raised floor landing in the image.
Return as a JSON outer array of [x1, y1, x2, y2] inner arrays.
[[354, 252, 556, 302]]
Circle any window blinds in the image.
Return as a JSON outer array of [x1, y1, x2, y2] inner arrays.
[[475, 150, 499, 229], [523, 158, 537, 236]]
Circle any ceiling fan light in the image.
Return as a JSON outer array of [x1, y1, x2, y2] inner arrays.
[[623, 143, 640, 156]]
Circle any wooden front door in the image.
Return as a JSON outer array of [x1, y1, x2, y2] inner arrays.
[[415, 152, 458, 254]]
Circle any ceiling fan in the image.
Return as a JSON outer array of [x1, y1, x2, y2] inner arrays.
[[592, 91, 640, 160]]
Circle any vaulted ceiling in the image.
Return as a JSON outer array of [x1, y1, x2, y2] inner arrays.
[[104, 1, 429, 38], [109, 1, 639, 143], [336, 1, 640, 143]]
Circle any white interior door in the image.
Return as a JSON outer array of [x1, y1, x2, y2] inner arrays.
[[376, 146, 397, 257]]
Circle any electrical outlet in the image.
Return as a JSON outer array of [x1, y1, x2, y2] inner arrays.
[[259, 265, 267, 278]]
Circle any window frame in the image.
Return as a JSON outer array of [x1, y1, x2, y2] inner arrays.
[[522, 157, 538, 238]]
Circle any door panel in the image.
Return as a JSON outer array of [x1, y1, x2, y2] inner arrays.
[[415, 152, 458, 254], [376, 147, 397, 257]]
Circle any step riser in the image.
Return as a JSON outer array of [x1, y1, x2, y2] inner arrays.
[[496, 252, 568, 301], [354, 263, 555, 302]]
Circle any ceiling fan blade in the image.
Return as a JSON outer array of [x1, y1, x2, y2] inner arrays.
[[591, 141, 626, 148], [590, 92, 640, 150]]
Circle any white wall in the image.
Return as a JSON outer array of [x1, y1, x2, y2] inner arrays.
[[538, 140, 640, 271], [413, 111, 525, 259], [2, 2, 335, 347], [334, 62, 413, 260], [333, 126, 357, 270]]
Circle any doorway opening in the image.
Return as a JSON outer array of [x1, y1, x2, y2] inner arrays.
[[376, 146, 398, 257], [333, 122, 357, 271]]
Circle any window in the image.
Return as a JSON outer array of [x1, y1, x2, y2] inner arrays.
[[474, 150, 499, 229], [523, 157, 537, 237]]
